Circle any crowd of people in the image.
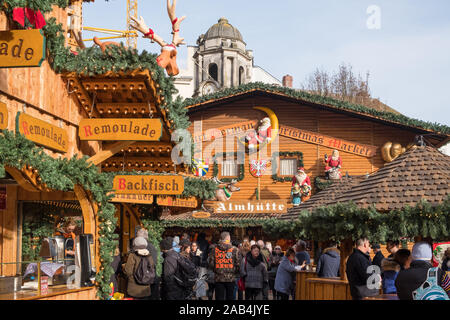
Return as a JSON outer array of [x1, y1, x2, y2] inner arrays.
[[110, 227, 450, 301]]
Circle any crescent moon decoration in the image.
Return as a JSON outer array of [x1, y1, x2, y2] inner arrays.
[[238, 106, 279, 151]]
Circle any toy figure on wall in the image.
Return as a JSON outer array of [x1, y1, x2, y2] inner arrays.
[[291, 167, 311, 203], [245, 117, 272, 151], [324, 149, 342, 180], [130, 0, 186, 76]]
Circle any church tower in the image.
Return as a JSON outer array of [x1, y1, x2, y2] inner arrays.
[[174, 18, 280, 98]]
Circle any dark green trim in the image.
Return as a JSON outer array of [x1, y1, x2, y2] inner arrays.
[[271, 151, 304, 182]]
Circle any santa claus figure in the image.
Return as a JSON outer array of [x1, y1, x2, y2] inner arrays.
[[324, 149, 342, 180], [291, 167, 311, 202], [246, 117, 272, 150]]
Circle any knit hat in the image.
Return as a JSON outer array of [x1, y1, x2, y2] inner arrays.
[[160, 237, 173, 251], [173, 236, 180, 245], [136, 228, 149, 240], [411, 242, 432, 261], [133, 236, 148, 250]]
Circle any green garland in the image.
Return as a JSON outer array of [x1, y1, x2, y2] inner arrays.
[[183, 82, 450, 135], [271, 151, 304, 182], [0, 130, 118, 300], [21, 209, 54, 263], [314, 176, 335, 192]]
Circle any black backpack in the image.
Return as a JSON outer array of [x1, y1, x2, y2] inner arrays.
[[134, 254, 156, 285], [174, 256, 198, 288]]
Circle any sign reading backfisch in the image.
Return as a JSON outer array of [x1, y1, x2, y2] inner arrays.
[[16, 112, 68, 153], [79, 119, 163, 141], [113, 175, 184, 195], [0, 102, 8, 130], [0, 29, 46, 68], [212, 200, 288, 214]]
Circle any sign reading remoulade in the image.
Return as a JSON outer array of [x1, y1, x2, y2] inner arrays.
[[0, 102, 8, 130], [79, 118, 163, 141], [0, 29, 46, 68], [16, 112, 68, 153], [113, 175, 184, 195], [212, 200, 288, 214]]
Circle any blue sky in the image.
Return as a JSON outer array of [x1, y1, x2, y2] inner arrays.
[[82, 0, 450, 126]]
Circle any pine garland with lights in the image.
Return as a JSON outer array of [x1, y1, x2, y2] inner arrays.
[[313, 176, 335, 192]]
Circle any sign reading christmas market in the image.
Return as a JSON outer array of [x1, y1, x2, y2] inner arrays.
[[157, 196, 198, 208], [0, 102, 8, 130], [110, 193, 154, 204], [16, 112, 68, 153], [78, 118, 163, 141], [113, 175, 184, 195], [0, 29, 46, 68], [213, 200, 288, 214]]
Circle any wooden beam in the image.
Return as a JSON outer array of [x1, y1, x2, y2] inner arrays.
[[87, 141, 136, 166]]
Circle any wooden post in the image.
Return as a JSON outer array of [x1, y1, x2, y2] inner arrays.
[[340, 238, 353, 281]]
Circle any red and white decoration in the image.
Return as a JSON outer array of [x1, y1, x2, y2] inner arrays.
[[250, 160, 268, 177]]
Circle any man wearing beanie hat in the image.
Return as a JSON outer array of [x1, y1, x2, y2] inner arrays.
[[395, 242, 446, 300], [160, 236, 185, 300], [123, 236, 154, 299]]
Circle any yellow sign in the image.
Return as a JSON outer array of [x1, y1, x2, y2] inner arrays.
[[16, 112, 68, 153], [0, 102, 8, 130], [110, 193, 154, 204], [212, 200, 288, 214], [192, 211, 211, 219], [157, 196, 198, 208], [79, 118, 163, 141], [113, 175, 184, 195], [0, 29, 46, 68]]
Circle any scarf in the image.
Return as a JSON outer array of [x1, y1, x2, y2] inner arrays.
[[246, 252, 263, 268]]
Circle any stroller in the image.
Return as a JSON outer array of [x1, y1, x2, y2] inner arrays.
[[186, 267, 209, 300]]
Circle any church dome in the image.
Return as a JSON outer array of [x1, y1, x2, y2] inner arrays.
[[204, 18, 244, 42]]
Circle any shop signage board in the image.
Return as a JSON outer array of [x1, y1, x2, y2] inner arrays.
[[212, 200, 288, 214], [110, 193, 154, 204], [16, 112, 68, 153], [0, 29, 46, 68], [40, 276, 49, 295], [113, 175, 184, 195], [79, 118, 163, 141], [0, 102, 8, 130], [193, 120, 377, 158], [157, 196, 198, 208], [192, 211, 211, 219]]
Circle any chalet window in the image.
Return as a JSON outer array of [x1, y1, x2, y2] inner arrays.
[[221, 159, 239, 177], [279, 158, 297, 176]]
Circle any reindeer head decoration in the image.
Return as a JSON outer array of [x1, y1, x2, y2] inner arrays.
[[130, 0, 186, 76]]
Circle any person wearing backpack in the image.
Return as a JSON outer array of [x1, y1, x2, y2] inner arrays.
[[208, 231, 242, 300], [395, 242, 447, 300], [123, 237, 155, 300]]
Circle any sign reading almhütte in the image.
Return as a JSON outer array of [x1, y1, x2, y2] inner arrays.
[[113, 175, 184, 195], [0, 29, 46, 68], [79, 119, 163, 141], [16, 112, 68, 153], [213, 200, 288, 214], [0, 102, 8, 130]]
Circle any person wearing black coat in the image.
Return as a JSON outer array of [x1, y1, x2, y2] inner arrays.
[[197, 233, 210, 266], [346, 238, 373, 300], [395, 242, 445, 300], [371, 244, 385, 270], [160, 237, 185, 300], [269, 246, 284, 299]]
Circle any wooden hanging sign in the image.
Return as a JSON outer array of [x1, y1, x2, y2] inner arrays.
[[157, 196, 198, 208], [192, 211, 211, 219], [79, 118, 163, 141], [110, 193, 154, 204], [0, 102, 8, 130], [0, 29, 46, 68], [16, 112, 68, 153], [113, 175, 184, 195], [211, 200, 288, 214]]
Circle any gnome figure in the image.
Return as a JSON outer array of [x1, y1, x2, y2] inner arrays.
[[292, 167, 312, 202]]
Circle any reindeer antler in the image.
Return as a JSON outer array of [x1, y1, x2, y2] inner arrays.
[[130, 16, 168, 47], [167, 0, 186, 47]]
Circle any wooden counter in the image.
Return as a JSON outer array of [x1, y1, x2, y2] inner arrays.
[[0, 285, 97, 300], [305, 278, 352, 300], [295, 270, 317, 300], [363, 294, 399, 301]]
